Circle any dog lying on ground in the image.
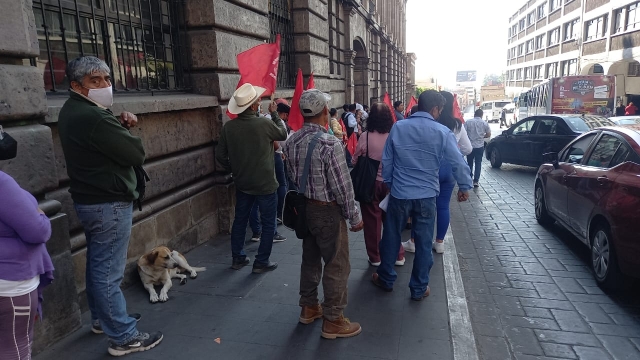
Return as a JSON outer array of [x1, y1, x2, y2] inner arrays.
[[137, 246, 206, 303]]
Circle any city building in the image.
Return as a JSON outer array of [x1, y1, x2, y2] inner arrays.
[[0, 0, 409, 353], [480, 85, 507, 102], [505, 0, 640, 103]]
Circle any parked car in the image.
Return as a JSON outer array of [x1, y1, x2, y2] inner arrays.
[[534, 126, 640, 289], [485, 114, 615, 168], [609, 116, 640, 126]]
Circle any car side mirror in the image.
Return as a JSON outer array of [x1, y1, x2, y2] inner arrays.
[[543, 152, 559, 169]]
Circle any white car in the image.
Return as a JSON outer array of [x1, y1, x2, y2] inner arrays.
[[608, 116, 640, 125]]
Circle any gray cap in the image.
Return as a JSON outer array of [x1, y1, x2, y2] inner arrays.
[[299, 89, 331, 117]]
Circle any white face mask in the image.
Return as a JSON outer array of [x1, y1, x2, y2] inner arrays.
[[86, 86, 113, 108]]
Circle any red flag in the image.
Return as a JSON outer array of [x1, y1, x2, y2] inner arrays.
[[453, 94, 465, 123], [227, 35, 281, 119], [405, 96, 417, 117], [346, 133, 358, 156], [307, 73, 315, 90], [384, 92, 397, 123], [288, 69, 305, 131]]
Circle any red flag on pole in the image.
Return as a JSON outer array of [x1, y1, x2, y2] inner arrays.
[[384, 92, 397, 123], [405, 96, 417, 117], [288, 69, 305, 131], [453, 94, 465, 123], [307, 72, 315, 90], [346, 133, 358, 156], [226, 35, 281, 119]]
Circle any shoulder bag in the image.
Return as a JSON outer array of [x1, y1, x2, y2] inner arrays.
[[350, 132, 380, 203], [282, 132, 323, 239]]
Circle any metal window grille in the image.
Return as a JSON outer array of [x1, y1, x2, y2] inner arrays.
[[269, 0, 296, 88], [32, 0, 190, 93]]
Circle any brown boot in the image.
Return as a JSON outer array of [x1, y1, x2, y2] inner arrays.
[[299, 305, 323, 324], [321, 316, 362, 339]]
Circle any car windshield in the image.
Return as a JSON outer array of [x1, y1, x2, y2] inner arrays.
[[563, 116, 615, 132], [618, 119, 639, 125], [495, 102, 510, 108]]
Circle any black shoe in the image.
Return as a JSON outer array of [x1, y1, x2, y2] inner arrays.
[[92, 313, 141, 334], [371, 273, 393, 292], [108, 331, 163, 356], [252, 261, 278, 274], [231, 257, 250, 270]]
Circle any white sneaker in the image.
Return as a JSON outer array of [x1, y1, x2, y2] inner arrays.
[[251, 233, 261, 242], [402, 240, 416, 253], [433, 241, 445, 254], [395, 258, 406, 266], [368, 259, 381, 267]]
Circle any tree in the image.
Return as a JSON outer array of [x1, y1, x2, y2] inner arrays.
[[483, 73, 505, 86], [415, 86, 434, 97]]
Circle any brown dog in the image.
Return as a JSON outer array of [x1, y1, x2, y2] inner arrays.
[[137, 246, 206, 303]]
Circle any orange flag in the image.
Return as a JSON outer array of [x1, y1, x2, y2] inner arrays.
[[307, 72, 315, 90], [384, 92, 397, 122], [288, 69, 305, 131], [405, 96, 417, 117]]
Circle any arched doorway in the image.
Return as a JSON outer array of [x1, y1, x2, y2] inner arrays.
[[581, 63, 605, 75], [353, 39, 369, 106], [608, 59, 640, 105]]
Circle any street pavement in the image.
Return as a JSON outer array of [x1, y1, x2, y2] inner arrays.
[[451, 125, 640, 360], [35, 215, 453, 360]]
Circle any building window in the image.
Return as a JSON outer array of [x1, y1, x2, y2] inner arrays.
[[547, 62, 558, 78], [585, 15, 608, 41], [629, 62, 640, 77], [538, 3, 546, 19], [269, 0, 296, 88], [550, 0, 560, 12], [562, 59, 577, 76], [526, 39, 535, 53], [517, 43, 524, 56], [564, 19, 579, 41], [516, 69, 523, 80], [534, 65, 544, 79], [32, 0, 188, 92], [614, 2, 640, 34], [548, 27, 560, 45], [519, 18, 526, 31], [511, 24, 518, 36], [328, 0, 344, 77], [524, 67, 532, 79], [510, 69, 515, 80], [536, 34, 546, 49], [528, 11, 536, 27]]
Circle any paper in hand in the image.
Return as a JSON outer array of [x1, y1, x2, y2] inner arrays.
[[379, 194, 390, 212]]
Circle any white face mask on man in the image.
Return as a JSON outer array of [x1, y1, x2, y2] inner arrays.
[[86, 85, 113, 108]]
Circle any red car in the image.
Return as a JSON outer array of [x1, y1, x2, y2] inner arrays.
[[535, 126, 640, 289]]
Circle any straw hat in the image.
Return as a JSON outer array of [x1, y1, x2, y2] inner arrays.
[[228, 83, 267, 115]]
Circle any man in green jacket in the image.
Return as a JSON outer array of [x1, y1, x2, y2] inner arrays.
[[58, 56, 162, 356], [216, 83, 288, 273]]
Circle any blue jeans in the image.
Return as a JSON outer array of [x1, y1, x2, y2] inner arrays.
[[378, 196, 436, 298], [74, 201, 138, 346], [411, 161, 456, 241], [231, 190, 277, 265], [467, 147, 484, 182]]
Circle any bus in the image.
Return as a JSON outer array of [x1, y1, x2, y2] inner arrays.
[[480, 100, 512, 123], [518, 75, 616, 119]]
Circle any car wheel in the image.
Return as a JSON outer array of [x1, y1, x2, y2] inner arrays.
[[534, 183, 554, 226], [590, 223, 623, 290], [490, 147, 502, 168]]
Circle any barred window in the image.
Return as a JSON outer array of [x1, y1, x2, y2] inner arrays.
[[328, 0, 344, 77], [269, 0, 296, 88], [32, 0, 189, 93]]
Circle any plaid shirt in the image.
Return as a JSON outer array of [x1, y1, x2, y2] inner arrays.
[[284, 123, 362, 227]]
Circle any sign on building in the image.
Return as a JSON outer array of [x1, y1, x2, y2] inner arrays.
[[456, 71, 477, 83]]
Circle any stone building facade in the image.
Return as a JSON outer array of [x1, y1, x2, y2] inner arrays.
[[0, 0, 407, 352]]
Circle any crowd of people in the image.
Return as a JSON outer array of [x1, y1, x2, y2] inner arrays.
[[0, 55, 487, 357]]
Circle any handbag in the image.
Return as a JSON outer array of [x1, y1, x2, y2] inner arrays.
[[350, 132, 380, 203], [0, 125, 18, 160], [282, 132, 323, 239], [133, 165, 150, 211]]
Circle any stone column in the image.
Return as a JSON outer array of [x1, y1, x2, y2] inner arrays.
[[292, 0, 329, 87], [0, 0, 82, 353], [380, 41, 388, 97], [343, 2, 358, 103]]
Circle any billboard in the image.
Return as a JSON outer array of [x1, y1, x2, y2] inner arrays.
[[551, 75, 615, 117], [456, 71, 477, 83]]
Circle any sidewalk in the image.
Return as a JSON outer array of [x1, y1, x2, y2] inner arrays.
[[36, 223, 454, 360]]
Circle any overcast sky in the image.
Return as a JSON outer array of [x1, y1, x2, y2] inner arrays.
[[406, 1, 520, 87]]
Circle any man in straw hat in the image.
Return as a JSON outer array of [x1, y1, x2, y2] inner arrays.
[[216, 83, 288, 273], [284, 89, 364, 339]]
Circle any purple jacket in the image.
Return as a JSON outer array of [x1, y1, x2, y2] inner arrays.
[[0, 171, 54, 300]]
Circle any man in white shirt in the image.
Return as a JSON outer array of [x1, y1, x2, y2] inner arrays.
[[464, 109, 491, 187]]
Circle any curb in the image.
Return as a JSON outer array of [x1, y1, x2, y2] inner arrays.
[[444, 228, 479, 360]]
